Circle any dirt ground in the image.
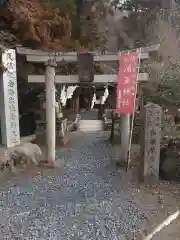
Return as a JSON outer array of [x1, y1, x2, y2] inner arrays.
[[0, 135, 180, 239], [113, 144, 180, 239], [129, 167, 180, 239]]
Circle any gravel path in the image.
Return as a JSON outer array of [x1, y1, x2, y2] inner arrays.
[[0, 132, 148, 239]]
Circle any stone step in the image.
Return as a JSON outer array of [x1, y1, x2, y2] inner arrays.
[[79, 120, 104, 132]]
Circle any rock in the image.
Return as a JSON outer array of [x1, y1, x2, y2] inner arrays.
[[67, 114, 81, 132], [11, 143, 42, 166], [72, 121, 80, 131], [159, 156, 180, 182], [73, 114, 81, 131], [102, 113, 109, 130], [159, 147, 180, 182], [0, 148, 16, 173], [119, 231, 146, 240]]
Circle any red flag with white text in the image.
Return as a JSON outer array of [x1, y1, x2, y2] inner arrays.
[[116, 51, 139, 114]]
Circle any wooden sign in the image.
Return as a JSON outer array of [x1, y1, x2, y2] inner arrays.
[[77, 52, 94, 82]]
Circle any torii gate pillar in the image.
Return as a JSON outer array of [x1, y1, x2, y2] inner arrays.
[[45, 58, 57, 165]]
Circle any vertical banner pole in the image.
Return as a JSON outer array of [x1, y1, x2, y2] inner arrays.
[[121, 50, 131, 165], [116, 49, 139, 166], [120, 113, 130, 164], [126, 48, 141, 171]]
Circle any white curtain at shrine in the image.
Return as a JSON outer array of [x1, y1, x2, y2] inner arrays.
[[60, 85, 67, 106], [66, 85, 78, 99], [91, 87, 96, 109], [101, 86, 109, 104], [60, 85, 78, 107]]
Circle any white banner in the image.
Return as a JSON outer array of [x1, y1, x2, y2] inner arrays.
[[66, 85, 78, 99], [60, 85, 67, 106], [101, 86, 109, 104], [91, 92, 96, 109]]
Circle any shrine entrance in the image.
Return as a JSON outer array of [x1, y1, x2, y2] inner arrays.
[[79, 86, 91, 111], [78, 85, 109, 132], [16, 46, 150, 163], [75, 84, 103, 120]]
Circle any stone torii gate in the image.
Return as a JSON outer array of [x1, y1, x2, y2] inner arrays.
[[16, 47, 153, 166]]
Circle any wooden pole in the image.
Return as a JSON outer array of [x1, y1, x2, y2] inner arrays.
[[110, 110, 116, 143], [126, 48, 141, 170], [120, 114, 130, 165], [45, 58, 57, 165], [76, 96, 80, 113], [144, 210, 179, 240]]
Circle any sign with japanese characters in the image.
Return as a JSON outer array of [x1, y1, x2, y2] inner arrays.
[[0, 49, 20, 147], [77, 52, 94, 82], [116, 51, 139, 114], [143, 103, 162, 181]]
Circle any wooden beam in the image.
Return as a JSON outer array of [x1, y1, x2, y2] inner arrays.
[[16, 47, 77, 56], [17, 44, 160, 63], [28, 73, 148, 84], [16, 44, 159, 56], [25, 52, 149, 62], [26, 55, 77, 62], [141, 44, 160, 52]]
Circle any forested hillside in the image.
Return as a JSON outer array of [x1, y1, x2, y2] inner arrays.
[[0, 0, 108, 51], [1, 0, 180, 114]]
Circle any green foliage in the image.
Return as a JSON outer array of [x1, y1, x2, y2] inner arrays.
[[143, 70, 180, 107], [158, 76, 180, 105], [42, 0, 76, 16]]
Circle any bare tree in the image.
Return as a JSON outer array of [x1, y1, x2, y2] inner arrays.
[[143, 5, 180, 108], [146, 7, 180, 78]]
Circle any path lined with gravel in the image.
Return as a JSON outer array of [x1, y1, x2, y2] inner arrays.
[[0, 131, 148, 239]]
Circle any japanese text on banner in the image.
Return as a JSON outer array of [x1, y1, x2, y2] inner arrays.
[[116, 52, 139, 114]]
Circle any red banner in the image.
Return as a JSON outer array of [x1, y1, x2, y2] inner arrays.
[[116, 51, 139, 114], [100, 96, 102, 105]]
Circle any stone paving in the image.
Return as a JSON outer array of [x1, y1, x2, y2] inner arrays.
[[80, 109, 99, 120], [0, 131, 148, 239]]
